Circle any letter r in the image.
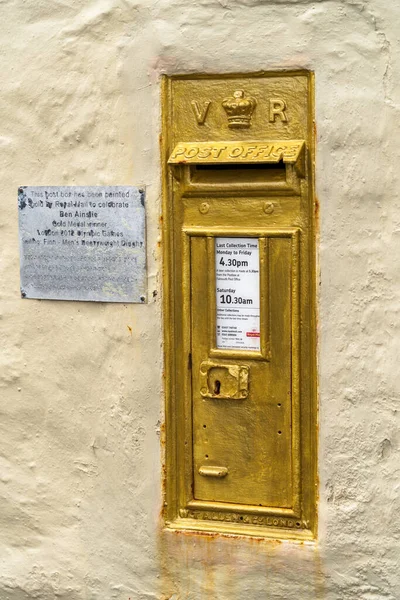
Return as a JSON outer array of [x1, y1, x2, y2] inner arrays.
[[269, 99, 288, 123]]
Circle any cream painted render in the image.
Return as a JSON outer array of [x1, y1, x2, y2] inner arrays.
[[0, 1, 399, 599]]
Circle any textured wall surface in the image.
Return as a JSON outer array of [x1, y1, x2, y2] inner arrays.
[[1, 0, 399, 598]]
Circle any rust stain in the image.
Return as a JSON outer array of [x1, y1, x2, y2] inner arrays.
[[314, 195, 320, 218], [157, 518, 315, 600], [165, 525, 285, 547], [160, 425, 166, 450], [314, 192, 320, 535], [160, 420, 167, 521], [160, 464, 167, 519]]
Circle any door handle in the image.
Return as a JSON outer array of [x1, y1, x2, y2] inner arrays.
[[198, 465, 228, 478]]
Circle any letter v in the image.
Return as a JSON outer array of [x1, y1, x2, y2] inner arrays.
[[191, 100, 211, 125]]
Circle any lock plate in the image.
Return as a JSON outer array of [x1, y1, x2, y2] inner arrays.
[[199, 360, 249, 400]]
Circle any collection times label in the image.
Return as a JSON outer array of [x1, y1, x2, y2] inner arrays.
[[215, 237, 260, 351]]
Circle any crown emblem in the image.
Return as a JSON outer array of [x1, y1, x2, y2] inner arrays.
[[222, 90, 257, 129]]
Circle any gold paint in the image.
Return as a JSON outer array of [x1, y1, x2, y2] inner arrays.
[[269, 98, 288, 122], [222, 90, 257, 128], [161, 72, 317, 540], [199, 202, 209, 214], [168, 140, 304, 163], [263, 201, 275, 214], [191, 99, 211, 125], [199, 465, 229, 478], [199, 360, 249, 400]]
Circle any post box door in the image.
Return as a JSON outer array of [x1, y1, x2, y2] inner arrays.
[[190, 233, 298, 509]]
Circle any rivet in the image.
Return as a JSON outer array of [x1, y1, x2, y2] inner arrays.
[[263, 202, 274, 214], [199, 202, 210, 214]]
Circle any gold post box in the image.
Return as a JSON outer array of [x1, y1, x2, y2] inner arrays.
[[162, 72, 317, 540]]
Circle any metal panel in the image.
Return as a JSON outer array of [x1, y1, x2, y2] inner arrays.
[[162, 72, 316, 539], [18, 186, 146, 303]]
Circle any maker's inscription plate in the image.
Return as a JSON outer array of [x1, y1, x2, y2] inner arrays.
[[18, 186, 146, 303]]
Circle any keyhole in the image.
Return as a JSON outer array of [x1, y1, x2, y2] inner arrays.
[[214, 380, 221, 395]]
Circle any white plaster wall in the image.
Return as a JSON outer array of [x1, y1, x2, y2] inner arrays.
[[0, 1, 399, 598]]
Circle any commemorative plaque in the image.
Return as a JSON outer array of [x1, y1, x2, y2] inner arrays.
[[18, 186, 146, 303]]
